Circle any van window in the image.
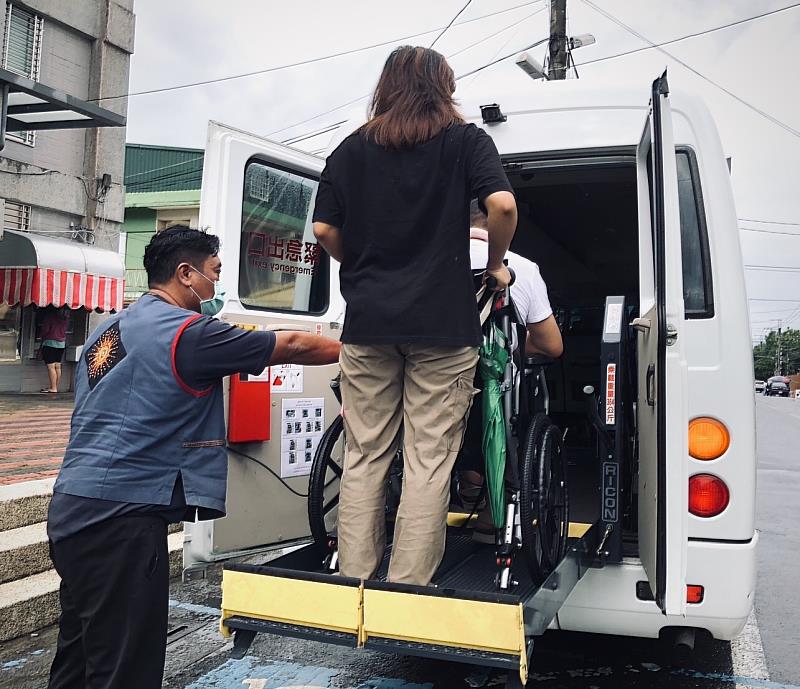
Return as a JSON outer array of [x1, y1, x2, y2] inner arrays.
[[238, 160, 328, 314], [676, 149, 713, 318], [645, 148, 714, 318]]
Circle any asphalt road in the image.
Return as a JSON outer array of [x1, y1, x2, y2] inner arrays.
[[2, 396, 798, 689], [752, 395, 800, 685]]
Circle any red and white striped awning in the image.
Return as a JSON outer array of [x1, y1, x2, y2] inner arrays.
[[0, 267, 123, 312], [0, 229, 125, 312]]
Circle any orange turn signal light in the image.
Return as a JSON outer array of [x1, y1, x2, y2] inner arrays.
[[688, 417, 730, 460], [687, 584, 704, 604]]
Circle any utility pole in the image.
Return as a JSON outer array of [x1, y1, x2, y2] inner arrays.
[[773, 320, 783, 376], [548, 0, 568, 80]]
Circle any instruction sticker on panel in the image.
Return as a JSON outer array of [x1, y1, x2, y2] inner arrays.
[[280, 397, 324, 478], [271, 364, 303, 393]]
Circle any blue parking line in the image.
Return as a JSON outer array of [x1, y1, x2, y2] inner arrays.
[[186, 657, 433, 689], [1, 649, 48, 671], [168, 599, 220, 617], [671, 669, 800, 689]]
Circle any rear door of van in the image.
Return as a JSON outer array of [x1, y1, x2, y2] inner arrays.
[[636, 73, 689, 615], [185, 122, 343, 567]]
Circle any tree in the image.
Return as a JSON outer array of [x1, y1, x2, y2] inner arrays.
[[753, 328, 800, 380]]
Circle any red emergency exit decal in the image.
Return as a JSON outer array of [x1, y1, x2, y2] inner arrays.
[[605, 363, 616, 425]]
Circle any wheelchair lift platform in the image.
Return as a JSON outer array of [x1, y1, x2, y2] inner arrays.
[[221, 520, 601, 686]]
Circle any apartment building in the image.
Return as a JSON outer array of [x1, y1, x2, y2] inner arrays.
[[0, 1, 134, 392]]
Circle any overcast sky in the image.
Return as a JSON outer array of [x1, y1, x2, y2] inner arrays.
[[124, 0, 800, 341]]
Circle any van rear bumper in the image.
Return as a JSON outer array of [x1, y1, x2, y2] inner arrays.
[[555, 531, 758, 640]]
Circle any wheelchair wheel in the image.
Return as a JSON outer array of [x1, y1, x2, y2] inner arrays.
[[519, 413, 551, 584], [537, 425, 570, 570], [519, 413, 570, 584], [308, 416, 405, 555], [308, 415, 345, 552]]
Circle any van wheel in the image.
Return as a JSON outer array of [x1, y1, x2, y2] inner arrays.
[[308, 415, 345, 554]]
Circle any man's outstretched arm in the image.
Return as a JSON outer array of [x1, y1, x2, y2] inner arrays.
[[271, 331, 341, 366]]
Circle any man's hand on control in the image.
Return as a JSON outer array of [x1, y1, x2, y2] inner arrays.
[[485, 264, 512, 291]]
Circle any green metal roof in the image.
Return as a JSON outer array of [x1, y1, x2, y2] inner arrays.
[[124, 144, 204, 193], [126, 190, 201, 209]]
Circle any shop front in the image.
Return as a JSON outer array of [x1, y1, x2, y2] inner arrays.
[[0, 230, 124, 393]]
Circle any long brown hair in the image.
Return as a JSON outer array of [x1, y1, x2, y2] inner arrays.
[[362, 46, 464, 150]]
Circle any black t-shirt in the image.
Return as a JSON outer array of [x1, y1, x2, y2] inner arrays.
[[47, 315, 276, 543], [313, 123, 513, 347]]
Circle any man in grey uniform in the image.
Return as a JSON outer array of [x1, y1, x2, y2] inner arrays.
[[47, 226, 340, 689]]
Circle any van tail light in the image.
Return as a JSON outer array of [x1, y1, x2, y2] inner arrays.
[[686, 585, 704, 604], [689, 474, 729, 517], [636, 582, 704, 604], [688, 418, 729, 460]]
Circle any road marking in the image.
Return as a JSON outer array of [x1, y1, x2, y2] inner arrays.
[[672, 669, 800, 689], [169, 599, 220, 617], [731, 610, 770, 682], [1, 649, 48, 671], [186, 657, 433, 689]]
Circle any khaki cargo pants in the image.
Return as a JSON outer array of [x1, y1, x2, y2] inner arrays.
[[337, 343, 478, 586]]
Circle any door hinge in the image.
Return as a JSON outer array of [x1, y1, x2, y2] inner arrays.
[[666, 323, 678, 346], [631, 317, 651, 333]]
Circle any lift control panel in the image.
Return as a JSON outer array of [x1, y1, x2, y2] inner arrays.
[[599, 295, 627, 564]]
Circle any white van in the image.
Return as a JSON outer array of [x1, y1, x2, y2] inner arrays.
[[187, 72, 757, 680]]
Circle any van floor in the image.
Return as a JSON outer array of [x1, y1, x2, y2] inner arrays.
[[374, 527, 539, 599]]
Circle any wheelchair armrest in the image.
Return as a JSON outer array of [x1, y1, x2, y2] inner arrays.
[[525, 354, 559, 368]]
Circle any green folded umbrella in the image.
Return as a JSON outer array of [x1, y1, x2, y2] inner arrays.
[[478, 322, 510, 529]]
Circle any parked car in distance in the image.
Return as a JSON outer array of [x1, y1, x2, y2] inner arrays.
[[765, 376, 791, 397], [754, 380, 766, 393]]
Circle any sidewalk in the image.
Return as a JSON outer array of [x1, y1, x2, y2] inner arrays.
[[0, 395, 73, 485]]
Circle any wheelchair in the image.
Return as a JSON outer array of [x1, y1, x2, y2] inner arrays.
[[307, 275, 570, 589]]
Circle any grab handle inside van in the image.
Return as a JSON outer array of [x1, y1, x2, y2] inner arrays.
[[646, 364, 656, 407]]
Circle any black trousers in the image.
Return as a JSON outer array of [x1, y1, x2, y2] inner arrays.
[[48, 516, 169, 689]]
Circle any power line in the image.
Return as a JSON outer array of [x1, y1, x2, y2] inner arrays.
[[459, 4, 548, 90], [270, 11, 548, 142], [739, 217, 800, 226], [578, 0, 800, 139], [448, 4, 546, 60], [124, 157, 203, 182], [431, 0, 474, 49], [98, 1, 545, 104], [282, 120, 348, 146], [455, 36, 550, 80], [574, 2, 800, 72]]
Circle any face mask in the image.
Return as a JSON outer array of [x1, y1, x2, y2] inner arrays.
[[189, 265, 226, 317]]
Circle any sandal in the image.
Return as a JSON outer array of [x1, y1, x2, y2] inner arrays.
[[39, 389, 57, 393]]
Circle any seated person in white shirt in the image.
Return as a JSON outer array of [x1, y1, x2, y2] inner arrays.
[[469, 200, 563, 358], [460, 200, 563, 539]]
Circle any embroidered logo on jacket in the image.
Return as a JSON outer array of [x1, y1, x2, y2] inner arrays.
[[85, 321, 126, 390]]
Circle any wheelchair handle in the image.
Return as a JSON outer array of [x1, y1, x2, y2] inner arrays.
[[485, 265, 516, 290]]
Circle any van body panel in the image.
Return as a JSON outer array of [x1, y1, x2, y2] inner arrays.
[[633, 79, 689, 616], [198, 80, 756, 640], [556, 534, 758, 640], [186, 122, 341, 566]]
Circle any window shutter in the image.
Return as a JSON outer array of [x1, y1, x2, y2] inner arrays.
[[3, 4, 43, 146], [3, 4, 43, 79], [3, 201, 32, 231]]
